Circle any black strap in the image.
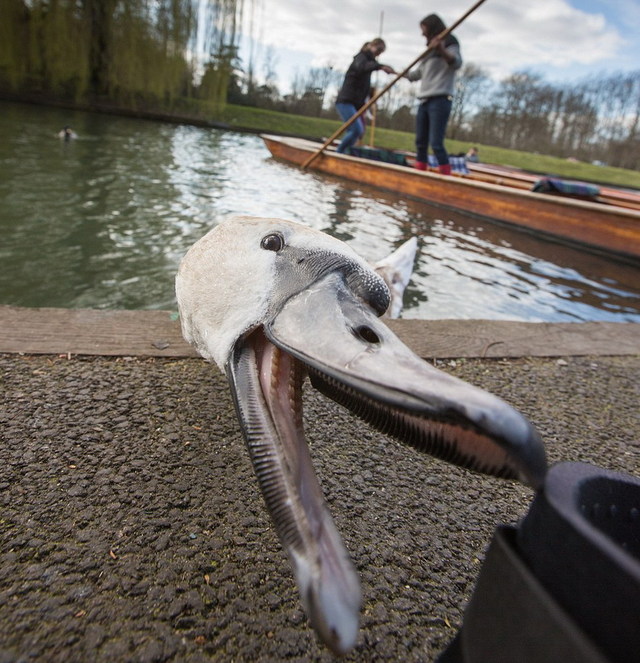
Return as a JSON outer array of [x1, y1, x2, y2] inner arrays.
[[438, 462, 640, 662]]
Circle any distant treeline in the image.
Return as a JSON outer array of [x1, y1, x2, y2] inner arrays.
[[447, 66, 640, 170], [0, 0, 242, 113]]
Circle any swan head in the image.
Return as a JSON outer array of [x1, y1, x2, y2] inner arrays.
[[175, 215, 547, 655], [177, 215, 389, 369]]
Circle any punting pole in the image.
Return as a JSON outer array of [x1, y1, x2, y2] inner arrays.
[[368, 10, 385, 148], [301, 0, 488, 170]]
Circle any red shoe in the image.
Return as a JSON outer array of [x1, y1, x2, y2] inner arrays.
[[438, 164, 452, 175], [414, 161, 427, 171]]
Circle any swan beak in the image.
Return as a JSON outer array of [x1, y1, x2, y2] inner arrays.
[[267, 272, 547, 489], [225, 271, 546, 655], [227, 326, 361, 655]]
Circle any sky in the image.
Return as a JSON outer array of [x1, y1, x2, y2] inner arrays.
[[238, 0, 640, 94]]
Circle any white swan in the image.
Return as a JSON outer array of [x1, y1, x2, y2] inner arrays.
[[176, 215, 546, 655]]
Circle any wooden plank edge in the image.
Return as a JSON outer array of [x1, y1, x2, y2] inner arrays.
[[1, 306, 639, 359]]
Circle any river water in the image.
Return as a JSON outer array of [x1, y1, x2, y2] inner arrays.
[[1, 100, 639, 322]]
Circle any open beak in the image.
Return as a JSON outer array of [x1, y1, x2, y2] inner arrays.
[[226, 271, 547, 655]]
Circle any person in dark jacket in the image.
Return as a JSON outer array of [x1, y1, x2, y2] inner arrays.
[[335, 38, 395, 153]]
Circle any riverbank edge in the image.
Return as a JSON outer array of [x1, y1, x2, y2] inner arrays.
[[2, 306, 639, 359], [0, 92, 316, 139], [2, 94, 639, 190]]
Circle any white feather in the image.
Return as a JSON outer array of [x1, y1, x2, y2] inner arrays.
[[373, 236, 419, 319]]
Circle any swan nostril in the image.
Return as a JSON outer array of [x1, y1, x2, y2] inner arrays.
[[353, 325, 380, 344]]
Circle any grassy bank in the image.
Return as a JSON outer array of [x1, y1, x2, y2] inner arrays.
[[218, 104, 640, 190]]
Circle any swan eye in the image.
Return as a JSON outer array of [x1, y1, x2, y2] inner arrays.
[[260, 233, 285, 252]]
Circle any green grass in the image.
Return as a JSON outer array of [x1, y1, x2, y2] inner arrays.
[[216, 104, 640, 190], [219, 104, 342, 137]]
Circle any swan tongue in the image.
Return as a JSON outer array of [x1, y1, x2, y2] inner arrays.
[[227, 329, 360, 655], [266, 272, 547, 489]]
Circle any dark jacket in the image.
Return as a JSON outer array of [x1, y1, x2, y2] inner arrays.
[[336, 50, 382, 108]]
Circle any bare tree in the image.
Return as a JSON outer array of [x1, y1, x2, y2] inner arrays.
[[449, 63, 491, 138], [262, 45, 278, 87]]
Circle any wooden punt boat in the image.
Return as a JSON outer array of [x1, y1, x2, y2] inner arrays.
[[261, 134, 640, 261]]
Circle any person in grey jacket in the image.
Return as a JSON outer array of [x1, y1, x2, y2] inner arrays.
[[406, 14, 462, 174]]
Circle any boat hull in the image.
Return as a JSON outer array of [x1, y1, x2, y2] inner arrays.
[[262, 135, 640, 260]]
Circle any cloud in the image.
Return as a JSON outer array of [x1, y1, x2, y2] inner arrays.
[[463, 0, 620, 78], [248, 0, 627, 86]]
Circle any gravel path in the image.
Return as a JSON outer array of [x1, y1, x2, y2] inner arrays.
[[1, 354, 638, 662]]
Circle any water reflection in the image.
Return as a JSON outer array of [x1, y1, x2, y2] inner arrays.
[[0, 100, 639, 321]]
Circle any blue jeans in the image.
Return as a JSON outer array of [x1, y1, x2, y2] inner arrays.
[[336, 103, 365, 153], [416, 96, 452, 165]]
